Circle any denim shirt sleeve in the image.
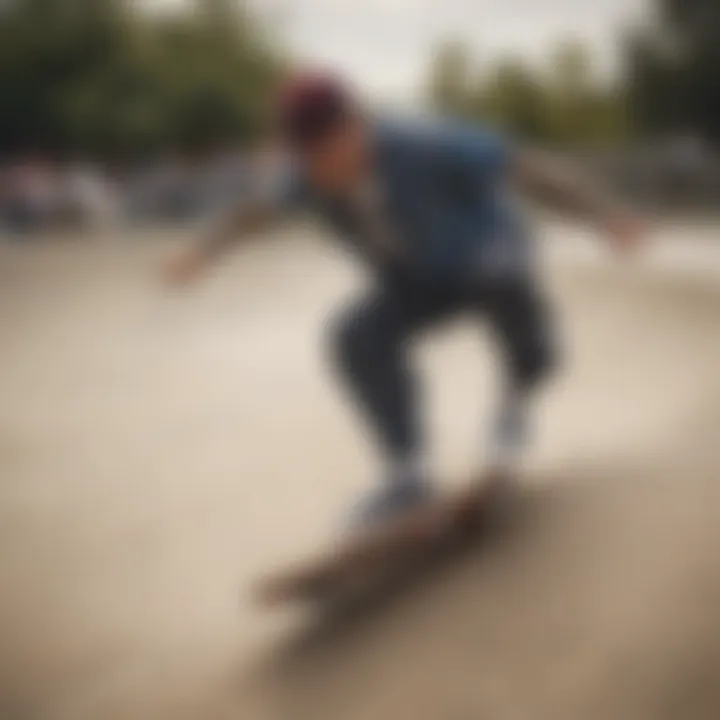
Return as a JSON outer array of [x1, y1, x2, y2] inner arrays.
[[428, 122, 513, 191]]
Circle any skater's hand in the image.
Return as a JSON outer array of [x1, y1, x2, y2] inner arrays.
[[163, 249, 207, 288], [601, 212, 650, 255]]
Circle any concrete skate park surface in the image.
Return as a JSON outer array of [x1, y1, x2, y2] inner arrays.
[[0, 223, 718, 719]]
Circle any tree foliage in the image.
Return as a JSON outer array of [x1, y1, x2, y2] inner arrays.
[[426, 0, 720, 147], [425, 40, 473, 119], [0, 0, 284, 159], [626, 0, 720, 143], [425, 37, 630, 148]]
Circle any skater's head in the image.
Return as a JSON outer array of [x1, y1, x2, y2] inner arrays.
[[276, 71, 369, 192]]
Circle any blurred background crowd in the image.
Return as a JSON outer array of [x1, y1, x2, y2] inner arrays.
[[0, 150, 255, 235], [0, 0, 719, 236]]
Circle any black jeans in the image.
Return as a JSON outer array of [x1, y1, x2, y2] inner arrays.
[[329, 270, 557, 461]]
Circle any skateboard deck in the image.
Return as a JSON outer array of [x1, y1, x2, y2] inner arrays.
[[255, 472, 513, 607]]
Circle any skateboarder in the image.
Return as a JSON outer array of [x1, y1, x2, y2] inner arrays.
[[166, 72, 647, 533]]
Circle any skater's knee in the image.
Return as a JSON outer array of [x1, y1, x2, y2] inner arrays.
[[329, 299, 403, 385], [514, 337, 559, 390], [329, 306, 379, 375]]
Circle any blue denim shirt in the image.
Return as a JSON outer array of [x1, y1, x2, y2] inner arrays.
[[277, 117, 531, 284]]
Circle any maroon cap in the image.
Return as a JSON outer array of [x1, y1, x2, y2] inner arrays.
[[277, 72, 354, 150]]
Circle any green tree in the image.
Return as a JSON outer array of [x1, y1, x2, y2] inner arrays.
[[626, 0, 720, 142], [545, 39, 627, 147], [478, 57, 547, 140], [426, 40, 474, 118], [424, 36, 630, 147], [0, 0, 283, 158]]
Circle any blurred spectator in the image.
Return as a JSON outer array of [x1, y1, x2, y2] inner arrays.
[[59, 161, 120, 236], [3, 156, 58, 236], [4, 142, 716, 241], [125, 155, 206, 225], [197, 149, 253, 217]]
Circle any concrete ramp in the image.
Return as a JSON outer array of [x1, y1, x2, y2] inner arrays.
[[0, 228, 718, 719]]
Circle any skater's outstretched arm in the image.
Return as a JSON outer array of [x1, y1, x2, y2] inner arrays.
[[512, 149, 648, 253], [429, 125, 647, 253], [163, 199, 275, 287], [163, 146, 302, 287]]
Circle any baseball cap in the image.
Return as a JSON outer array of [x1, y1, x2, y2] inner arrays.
[[276, 72, 355, 151]]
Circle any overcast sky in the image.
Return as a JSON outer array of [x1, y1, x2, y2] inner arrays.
[[263, 0, 651, 102], [152, 0, 652, 101]]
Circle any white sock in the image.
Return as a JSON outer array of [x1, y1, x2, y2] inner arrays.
[[484, 385, 530, 471], [387, 452, 427, 488]]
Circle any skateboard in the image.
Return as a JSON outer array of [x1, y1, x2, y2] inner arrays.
[[254, 471, 514, 607]]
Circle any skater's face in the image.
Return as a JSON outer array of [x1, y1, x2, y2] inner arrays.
[[300, 116, 369, 193]]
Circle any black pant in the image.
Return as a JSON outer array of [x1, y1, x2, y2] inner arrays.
[[329, 271, 557, 461]]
